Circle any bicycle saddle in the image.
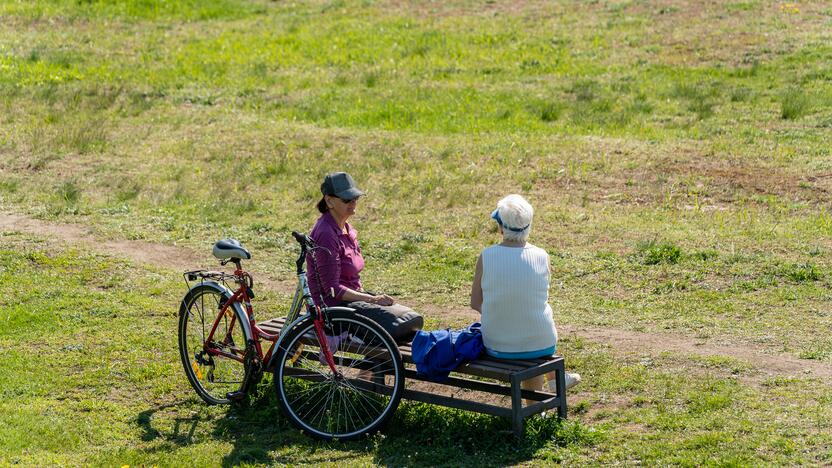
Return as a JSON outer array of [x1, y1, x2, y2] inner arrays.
[[212, 238, 251, 260]]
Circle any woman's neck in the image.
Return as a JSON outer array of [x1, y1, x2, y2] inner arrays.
[[329, 211, 349, 231], [499, 239, 526, 248]]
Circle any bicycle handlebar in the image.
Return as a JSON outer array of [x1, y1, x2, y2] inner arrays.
[[292, 231, 319, 277], [291, 231, 314, 247], [291, 230, 329, 307]]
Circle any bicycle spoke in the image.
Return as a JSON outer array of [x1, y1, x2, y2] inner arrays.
[[335, 387, 347, 434], [199, 293, 205, 340], [291, 353, 330, 380], [283, 370, 332, 403], [299, 373, 336, 426], [288, 381, 329, 419], [340, 391, 366, 432], [284, 359, 341, 428], [308, 382, 337, 430], [340, 385, 368, 434], [358, 357, 394, 374], [341, 379, 387, 417], [339, 382, 376, 430], [285, 384, 326, 408]]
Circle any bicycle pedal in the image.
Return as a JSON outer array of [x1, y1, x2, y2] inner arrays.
[[226, 391, 247, 403]]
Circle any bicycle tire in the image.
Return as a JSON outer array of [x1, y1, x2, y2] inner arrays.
[[272, 310, 404, 441], [178, 283, 249, 405]]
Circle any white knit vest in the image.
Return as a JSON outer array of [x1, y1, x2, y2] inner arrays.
[[480, 244, 558, 353]]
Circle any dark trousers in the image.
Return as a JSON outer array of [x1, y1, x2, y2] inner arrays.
[[340, 300, 424, 343]]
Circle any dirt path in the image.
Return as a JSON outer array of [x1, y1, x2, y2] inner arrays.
[[412, 303, 832, 381], [0, 212, 295, 291], [2, 211, 830, 381], [0, 212, 205, 271], [558, 325, 832, 380]]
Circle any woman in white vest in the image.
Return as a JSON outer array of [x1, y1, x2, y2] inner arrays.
[[470, 194, 581, 392]]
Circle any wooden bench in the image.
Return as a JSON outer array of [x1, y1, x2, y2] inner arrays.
[[260, 317, 567, 437]]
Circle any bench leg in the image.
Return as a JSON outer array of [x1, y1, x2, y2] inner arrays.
[[510, 374, 524, 438], [556, 363, 568, 419]]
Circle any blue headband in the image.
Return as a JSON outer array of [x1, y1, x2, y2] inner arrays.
[[491, 209, 530, 233]]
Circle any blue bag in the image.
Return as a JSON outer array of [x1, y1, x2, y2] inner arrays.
[[411, 323, 484, 382]]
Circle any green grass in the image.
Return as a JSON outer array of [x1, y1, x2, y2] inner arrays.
[[780, 87, 812, 120], [0, 234, 595, 465], [1, 0, 832, 464], [1, 234, 830, 465], [0, 0, 267, 21]]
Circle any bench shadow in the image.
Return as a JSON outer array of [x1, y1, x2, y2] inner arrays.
[[370, 401, 574, 467], [135, 392, 577, 466]]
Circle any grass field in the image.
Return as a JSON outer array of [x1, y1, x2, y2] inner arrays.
[[1, 0, 831, 465]]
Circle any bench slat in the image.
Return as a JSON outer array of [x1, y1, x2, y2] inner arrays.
[[404, 369, 558, 402], [401, 388, 513, 418]]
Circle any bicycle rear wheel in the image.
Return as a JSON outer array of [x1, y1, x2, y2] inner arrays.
[[272, 310, 404, 441], [178, 284, 247, 405]]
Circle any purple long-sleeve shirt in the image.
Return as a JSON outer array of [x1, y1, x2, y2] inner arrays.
[[307, 212, 365, 307]]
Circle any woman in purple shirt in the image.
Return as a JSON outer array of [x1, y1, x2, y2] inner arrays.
[[307, 172, 423, 343]]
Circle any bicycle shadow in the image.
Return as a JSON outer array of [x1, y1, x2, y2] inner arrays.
[[135, 393, 581, 466], [134, 394, 367, 467], [209, 394, 369, 467], [136, 400, 201, 445]]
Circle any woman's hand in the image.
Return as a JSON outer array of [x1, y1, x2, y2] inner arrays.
[[372, 294, 395, 306]]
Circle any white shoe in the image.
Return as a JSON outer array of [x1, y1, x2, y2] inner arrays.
[[565, 372, 581, 390], [548, 372, 582, 392]]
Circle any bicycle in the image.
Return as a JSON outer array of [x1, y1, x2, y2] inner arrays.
[[178, 232, 405, 440]]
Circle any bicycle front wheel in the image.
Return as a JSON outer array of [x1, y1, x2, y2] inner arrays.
[[272, 311, 404, 441], [178, 284, 247, 405]]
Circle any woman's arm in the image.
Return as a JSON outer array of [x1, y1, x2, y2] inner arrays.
[[312, 233, 394, 306], [339, 288, 394, 306], [470, 253, 483, 313], [312, 233, 349, 303]]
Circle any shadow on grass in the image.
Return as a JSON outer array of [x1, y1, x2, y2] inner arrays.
[[374, 401, 596, 466], [136, 400, 203, 444], [136, 385, 596, 466]]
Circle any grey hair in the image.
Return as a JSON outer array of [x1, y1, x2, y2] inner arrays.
[[495, 194, 533, 242]]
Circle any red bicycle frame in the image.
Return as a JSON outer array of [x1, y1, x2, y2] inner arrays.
[[204, 263, 340, 375]]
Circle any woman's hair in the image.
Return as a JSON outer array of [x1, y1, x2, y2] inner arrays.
[[316, 196, 328, 214], [494, 194, 533, 242]]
